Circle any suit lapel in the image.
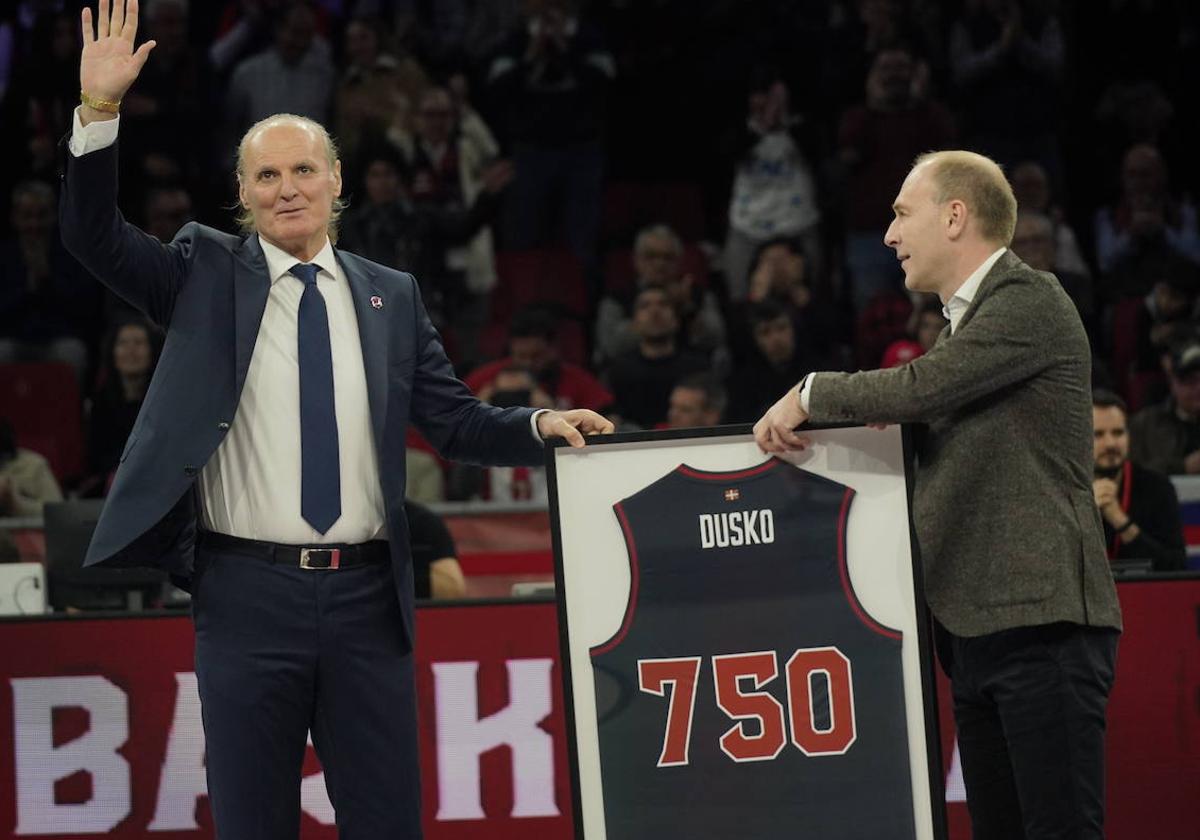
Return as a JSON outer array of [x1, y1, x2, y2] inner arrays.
[[338, 251, 389, 451], [233, 236, 271, 399]]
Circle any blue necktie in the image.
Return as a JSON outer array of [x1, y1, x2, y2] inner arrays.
[[291, 263, 341, 534]]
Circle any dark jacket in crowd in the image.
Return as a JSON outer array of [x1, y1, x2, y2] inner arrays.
[[1129, 400, 1200, 475], [605, 348, 707, 429], [1104, 461, 1187, 571]]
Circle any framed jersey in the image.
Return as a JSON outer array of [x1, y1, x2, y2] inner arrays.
[[548, 424, 948, 840]]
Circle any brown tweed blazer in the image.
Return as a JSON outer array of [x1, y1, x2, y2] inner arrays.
[[809, 250, 1122, 637]]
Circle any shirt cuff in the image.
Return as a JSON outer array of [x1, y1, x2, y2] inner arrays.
[[68, 106, 120, 157], [530, 409, 548, 442], [797, 373, 813, 413]]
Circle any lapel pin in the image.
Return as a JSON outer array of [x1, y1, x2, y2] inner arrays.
[[370, 295, 383, 310]]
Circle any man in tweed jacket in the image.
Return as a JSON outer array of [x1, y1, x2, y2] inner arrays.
[[755, 151, 1121, 840]]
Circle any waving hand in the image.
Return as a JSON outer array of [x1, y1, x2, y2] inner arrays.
[[80, 0, 156, 110]]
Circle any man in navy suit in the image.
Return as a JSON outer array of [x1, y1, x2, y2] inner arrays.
[[62, 3, 612, 837]]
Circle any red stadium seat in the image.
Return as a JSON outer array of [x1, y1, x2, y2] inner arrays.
[[0, 363, 84, 485], [1109, 297, 1144, 403], [854, 293, 913, 371], [647, 182, 706, 241], [491, 249, 588, 322], [600, 181, 708, 245]]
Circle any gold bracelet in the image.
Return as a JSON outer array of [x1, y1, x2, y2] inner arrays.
[[80, 91, 121, 113]]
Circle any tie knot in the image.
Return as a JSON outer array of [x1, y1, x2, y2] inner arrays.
[[290, 263, 320, 287]]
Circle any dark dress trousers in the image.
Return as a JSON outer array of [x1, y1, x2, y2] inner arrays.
[[60, 140, 543, 839], [809, 251, 1122, 840]]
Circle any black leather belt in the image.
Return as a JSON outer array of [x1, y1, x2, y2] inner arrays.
[[199, 531, 389, 570]]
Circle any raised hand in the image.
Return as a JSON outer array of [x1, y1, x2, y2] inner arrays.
[[80, 0, 156, 106]]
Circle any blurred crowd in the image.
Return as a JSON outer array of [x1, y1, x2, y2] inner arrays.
[[3, 0, 1200, 515]]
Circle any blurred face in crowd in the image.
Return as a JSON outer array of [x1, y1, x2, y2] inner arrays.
[[634, 232, 683, 288], [667, 386, 718, 429], [493, 369, 534, 393], [1122, 145, 1167, 200], [886, 163, 953, 298], [753, 315, 795, 367], [869, 48, 914, 108], [1170, 366, 1200, 418], [488, 367, 553, 409], [1152, 280, 1192, 322], [916, 310, 947, 351], [276, 5, 316, 65], [632, 288, 679, 343], [239, 121, 342, 260], [755, 242, 806, 289], [344, 19, 378, 67], [417, 89, 456, 148], [145, 188, 193, 243], [364, 159, 401, 206], [1010, 215, 1056, 271], [1092, 405, 1129, 474], [1010, 162, 1050, 213], [509, 335, 556, 376], [114, 324, 153, 379], [11, 189, 55, 241]]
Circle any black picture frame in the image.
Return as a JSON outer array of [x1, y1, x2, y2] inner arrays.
[[546, 422, 948, 840]]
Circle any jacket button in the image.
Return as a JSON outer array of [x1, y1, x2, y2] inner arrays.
[[184, 465, 198, 476], [217, 421, 230, 431]]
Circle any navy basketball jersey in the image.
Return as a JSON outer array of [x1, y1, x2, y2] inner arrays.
[[590, 458, 916, 839]]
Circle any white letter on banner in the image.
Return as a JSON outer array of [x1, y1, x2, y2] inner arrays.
[[12, 676, 131, 835], [433, 659, 557, 820], [147, 673, 207, 830]]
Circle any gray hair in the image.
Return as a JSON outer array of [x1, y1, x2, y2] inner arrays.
[[233, 114, 347, 241], [1014, 209, 1054, 235], [634, 223, 683, 257]]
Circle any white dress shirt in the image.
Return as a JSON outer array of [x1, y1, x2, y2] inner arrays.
[[70, 108, 548, 545], [197, 238, 388, 543], [941, 247, 1007, 334], [799, 247, 1008, 411]]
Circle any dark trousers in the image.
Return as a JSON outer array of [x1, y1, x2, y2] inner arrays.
[[937, 621, 1119, 840], [192, 542, 421, 839]]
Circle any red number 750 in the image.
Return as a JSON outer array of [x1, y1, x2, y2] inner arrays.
[[636, 647, 856, 767]]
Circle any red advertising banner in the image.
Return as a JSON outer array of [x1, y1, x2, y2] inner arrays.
[[0, 602, 572, 839], [0, 580, 1197, 839]]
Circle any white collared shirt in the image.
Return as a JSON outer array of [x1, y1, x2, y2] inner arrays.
[[942, 247, 1007, 334], [196, 237, 388, 543]]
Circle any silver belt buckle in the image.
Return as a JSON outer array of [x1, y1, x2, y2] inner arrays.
[[300, 548, 341, 570]]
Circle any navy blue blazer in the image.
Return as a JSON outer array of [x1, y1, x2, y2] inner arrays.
[[59, 142, 542, 645]]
